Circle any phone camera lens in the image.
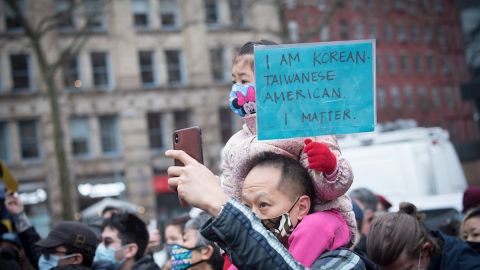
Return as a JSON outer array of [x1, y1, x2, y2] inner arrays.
[[174, 134, 179, 143]]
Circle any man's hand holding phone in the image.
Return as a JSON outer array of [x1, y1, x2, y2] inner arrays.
[[165, 150, 228, 216]]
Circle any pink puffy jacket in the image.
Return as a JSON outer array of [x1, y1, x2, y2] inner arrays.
[[220, 114, 357, 246]]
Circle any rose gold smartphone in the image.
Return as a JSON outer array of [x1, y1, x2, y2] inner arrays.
[[172, 126, 204, 166]]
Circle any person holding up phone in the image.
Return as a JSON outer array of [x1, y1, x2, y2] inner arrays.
[[165, 149, 365, 270]]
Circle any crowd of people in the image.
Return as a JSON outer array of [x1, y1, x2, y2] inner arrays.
[[1, 40, 480, 269]]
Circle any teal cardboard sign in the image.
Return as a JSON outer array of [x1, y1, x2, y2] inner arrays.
[[254, 40, 376, 140]]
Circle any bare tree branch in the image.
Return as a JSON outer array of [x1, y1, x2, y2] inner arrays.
[[299, 0, 341, 42]]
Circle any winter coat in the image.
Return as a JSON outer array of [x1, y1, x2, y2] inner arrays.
[[220, 114, 357, 245], [428, 231, 480, 270], [201, 199, 365, 270]]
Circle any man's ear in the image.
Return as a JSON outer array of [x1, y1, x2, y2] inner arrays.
[[296, 195, 311, 220], [199, 245, 214, 260], [69, 253, 83, 264], [124, 243, 139, 259], [421, 241, 432, 256]]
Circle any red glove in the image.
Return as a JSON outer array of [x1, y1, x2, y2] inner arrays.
[[304, 139, 337, 175]]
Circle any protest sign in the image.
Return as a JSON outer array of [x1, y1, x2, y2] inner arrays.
[[254, 40, 375, 140]]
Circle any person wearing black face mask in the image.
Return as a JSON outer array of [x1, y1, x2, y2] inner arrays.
[[461, 206, 480, 254], [170, 213, 223, 270]]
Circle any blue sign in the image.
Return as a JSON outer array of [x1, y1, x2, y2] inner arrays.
[[254, 40, 376, 140]]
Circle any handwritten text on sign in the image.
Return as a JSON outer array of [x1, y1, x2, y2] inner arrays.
[[254, 40, 376, 140]]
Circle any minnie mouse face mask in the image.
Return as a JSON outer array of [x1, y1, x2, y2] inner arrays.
[[229, 83, 256, 117]]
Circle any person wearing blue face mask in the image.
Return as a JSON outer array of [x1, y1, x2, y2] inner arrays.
[[35, 221, 99, 270], [93, 212, 160, 270], [4, 193, 99, 269], [170, 213, 223, 270]]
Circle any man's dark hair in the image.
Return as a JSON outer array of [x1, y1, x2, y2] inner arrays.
[[101, 206, 121, 216], [63, 245, 95, 267], [245, 152, 315, 208], [185, 213, 223, 270], [165, 214, 189, 228], [349, 188, 378, 211], [102, 212, 148, 261]]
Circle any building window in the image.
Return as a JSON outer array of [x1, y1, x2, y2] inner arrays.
[[0, 122, 9, 162], [174, 110, 191, 130], [69, 117, 91, 157], [394, 0, 404, 11], [147, 112, 164, 150], [400, 54, 409, 74], [387, 54, 396, 74], [317, 0, 326, 10], [320, 26, 329, 41], [132, 0, 150, 29], [159, 0, 180, 29], [444, 86, 454, 109], [219, 108, 235, 144], [138, 50, 157, 87], [376, 55, 382, 74], [210, 48, 226, 82], [368, 22, 377, 39], [424, 25, 432, 43], [384, 23, 393, 42], [431, 87, 441, 110], [354, 23, 364, 39], [339, 20, 349, 40], [418, 86, 428, 111], [229, 0, 246, 27], [204, 0, 219, 26], [288, 20, 299, 42], [427, 55, 435, 74], [90, 52, 111, 89], [390, 86, 401, 109], [441, 56, 451, 75], [396, 21, 407, 43], [383, 1, 390, 11], [404, 85, 414, 111], [352, 0, 362, 10], [85, 0, 107, 32], [62, 55, 80, 90], [5, 0, 25, 31], [411, 25, 420, 43], [18, 120, 40, 160], [55, 0, 75, 31], [437, 26, 445, 47], [99, 115, 120, 155], [434, 0, 442, 13], [10, 54, 31, 92], [408, 0, 416, 14], [165, 50, 185, 85], [377, 87, 387, 110], [414, 54, 423, 73]]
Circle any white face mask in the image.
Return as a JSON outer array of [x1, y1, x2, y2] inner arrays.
[[38, 253, 77, 270], [417, 250, 424, 270]]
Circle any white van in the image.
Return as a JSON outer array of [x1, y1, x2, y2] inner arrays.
[[338, 126, 467, 212]]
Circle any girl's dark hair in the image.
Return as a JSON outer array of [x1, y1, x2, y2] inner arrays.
[[366, 202, 438, 266], [237, 39, 278, 56], [461, 206, 480, 239], [234, 40, 278, 70], [464, 206, 480, 222]]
